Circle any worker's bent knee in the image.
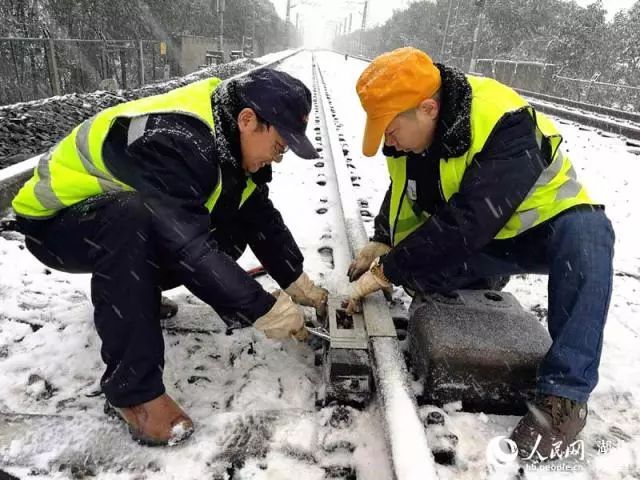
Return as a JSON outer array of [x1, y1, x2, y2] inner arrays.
[[550, 207, 615, 272]]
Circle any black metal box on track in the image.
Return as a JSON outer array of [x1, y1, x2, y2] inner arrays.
[[409, 290, 552, 415]]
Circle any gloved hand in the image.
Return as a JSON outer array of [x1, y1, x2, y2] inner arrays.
[[347, 241, 391, 281], [285, 272, 329, 318], [254, 290, 308, 340], [345, 261, 392, 315]]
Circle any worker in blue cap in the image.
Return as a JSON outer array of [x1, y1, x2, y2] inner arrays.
[[13, 68, 327, 446]]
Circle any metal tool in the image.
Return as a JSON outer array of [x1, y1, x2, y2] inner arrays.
[[305, 325, 331, 341]]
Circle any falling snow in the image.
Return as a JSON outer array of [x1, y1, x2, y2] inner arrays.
[[0, 50, 639, 479]]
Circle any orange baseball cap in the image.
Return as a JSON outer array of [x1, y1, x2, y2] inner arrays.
[[356, 47, 442, 157]]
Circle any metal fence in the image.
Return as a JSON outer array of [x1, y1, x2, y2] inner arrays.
[[550, 75, 640, 112], [0, 38, 168, 106], [474, 59, 640, 112], [339, 43, 640, 113]]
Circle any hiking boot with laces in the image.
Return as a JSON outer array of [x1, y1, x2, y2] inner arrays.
[[510, 394, 588, 462]]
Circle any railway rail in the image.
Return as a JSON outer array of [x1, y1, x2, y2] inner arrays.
[[311, 53, 439, 479]]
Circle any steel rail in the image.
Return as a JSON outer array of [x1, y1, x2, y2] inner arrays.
[[313, 52, 439, 480]]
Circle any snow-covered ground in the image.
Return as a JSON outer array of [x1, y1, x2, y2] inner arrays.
[[1, 50, 639, 479]]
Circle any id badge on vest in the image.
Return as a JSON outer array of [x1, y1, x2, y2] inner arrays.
[[407, 179, 418, 201]]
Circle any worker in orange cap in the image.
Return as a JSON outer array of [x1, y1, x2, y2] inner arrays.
[[348, 47, 614, 461]]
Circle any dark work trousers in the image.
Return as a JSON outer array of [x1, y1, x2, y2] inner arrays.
[[17, 192, 251, 408], [408, 206, 615, 403]]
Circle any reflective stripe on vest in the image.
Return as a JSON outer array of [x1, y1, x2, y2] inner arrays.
[[13, 77, 257, 218], [387, 75, 596, 246]]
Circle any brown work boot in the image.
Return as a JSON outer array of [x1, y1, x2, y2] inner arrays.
[[106, 393, 194, 446], [510, 394, 587, 462]]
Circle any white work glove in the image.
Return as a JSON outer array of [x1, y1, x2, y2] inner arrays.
[[254, 290, 308, 341], [347, 241, 391, 281], [345, 258, 392, 315], [285, 272, 329, 318]]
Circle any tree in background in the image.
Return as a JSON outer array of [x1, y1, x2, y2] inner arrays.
[[0, 0, 296, 103], [334, 0, 640, 89], [545, 1, 610, 78], [609, 2, 640, 85], [0, 0, 292, 50]]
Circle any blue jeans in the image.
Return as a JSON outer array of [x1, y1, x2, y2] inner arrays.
[[409, 206, 615, 403]]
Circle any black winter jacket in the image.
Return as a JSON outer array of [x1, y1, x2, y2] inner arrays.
[[100, 80, 304, 325], [374, 65, 549, 286]]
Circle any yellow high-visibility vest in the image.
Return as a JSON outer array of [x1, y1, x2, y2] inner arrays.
[[387, 75, 595, 246], [13, 77, 256, 219]]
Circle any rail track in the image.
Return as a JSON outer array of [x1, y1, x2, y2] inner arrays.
[[310, 52, 439, 479]]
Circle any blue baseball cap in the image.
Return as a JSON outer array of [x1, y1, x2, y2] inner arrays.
[[235, 68, 319, 159]]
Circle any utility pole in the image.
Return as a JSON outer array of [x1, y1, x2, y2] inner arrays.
[[242, 15, 246, 55], [348, 13, 353, 34], [137, 40, 145, 86], [286, 0, 297, 47], [359, 0, 368, 56], [469, 0, 486, 73], [446, 0, 462, 62], [440, 0, 453, 60], [286, 0, 292, 24], [43, 35, 61, 96], [216, 0, 225, 58], [252, 9, 257, 56]]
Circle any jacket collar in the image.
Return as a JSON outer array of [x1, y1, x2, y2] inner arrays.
[[212, 80, 272, 185]]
